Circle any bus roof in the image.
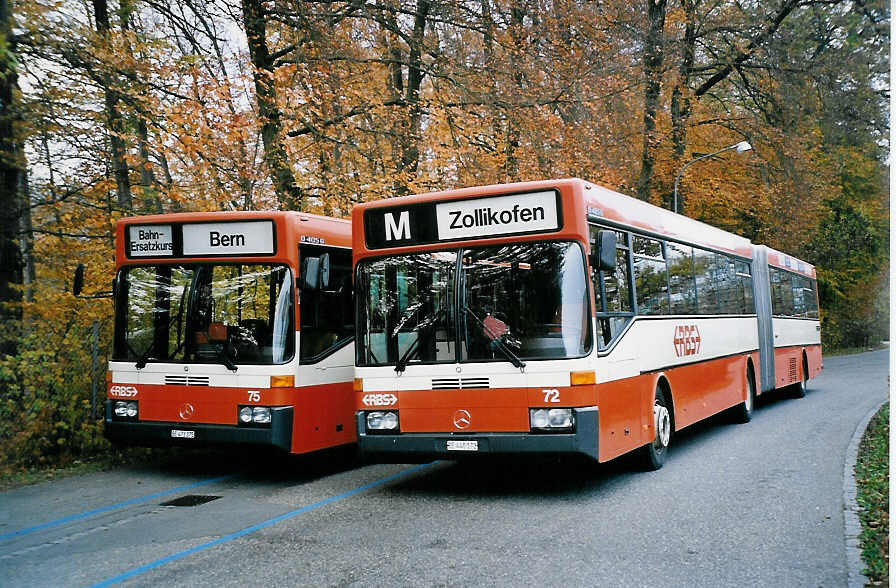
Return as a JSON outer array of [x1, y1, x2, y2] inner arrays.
[[581, 181, 753, 258], [353, 178, 755, 259], [116, 210, 350, 268], [763, 245, 817, 278]]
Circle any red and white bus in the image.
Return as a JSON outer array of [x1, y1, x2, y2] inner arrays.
[[351, 179, 821, 468], [105, 211, 356, 455]]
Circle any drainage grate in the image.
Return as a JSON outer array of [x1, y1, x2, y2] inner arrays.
[[160, 495, 221, 507]]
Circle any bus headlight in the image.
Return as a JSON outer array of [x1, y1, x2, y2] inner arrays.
[[530, 408, 549, 429], [530, 408, 574, 432], [366, 411, 399, 432], [238, 405, 272, 426], [113, 400, 138, 420], [548, 408, 573, 428]]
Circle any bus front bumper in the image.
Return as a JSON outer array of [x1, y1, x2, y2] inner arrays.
[[356, 406, 598, 462], [104, 401, 293, 452]]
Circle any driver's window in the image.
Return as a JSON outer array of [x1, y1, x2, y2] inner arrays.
[[299, 245, 354, 363], [589, 225, 634, 350]]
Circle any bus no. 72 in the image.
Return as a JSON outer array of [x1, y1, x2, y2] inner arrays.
[[351, 179, 821, 469]]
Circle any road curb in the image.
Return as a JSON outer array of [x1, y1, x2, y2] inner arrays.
[[842, 398, 886, 588]]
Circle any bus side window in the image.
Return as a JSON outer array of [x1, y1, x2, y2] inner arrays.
[[299, 245, 354, 362], [805, 279, 819, 318], [589, 225, 632, 349], [632, 236, 668, 315], [792, 275, 807, 317], [667, 242, 696, 314], [714, 254, 735, 314], [771, 268, 794, 316], [734, 260, 753, 314], [693, 248, 719, 315]]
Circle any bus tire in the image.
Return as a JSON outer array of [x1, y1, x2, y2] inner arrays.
[[640, 387, 671, 471], [791, 356, 807, 398], [732, 364, 756, 423], [802, 353, 810, 393]]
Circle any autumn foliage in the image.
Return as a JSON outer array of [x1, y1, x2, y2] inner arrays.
[[0, 0, 888, 472]]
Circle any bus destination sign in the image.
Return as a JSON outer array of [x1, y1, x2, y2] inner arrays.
[[182, 221, 275, 256], [364, 190, 562, 249], [125, 220, 276, 258], [129, 225, 174, 257]]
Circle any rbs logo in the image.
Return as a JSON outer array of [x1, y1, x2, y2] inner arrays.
[[110, 385, 139, 398], [362, 393, 398, 407], [673, 325, 701, 357]]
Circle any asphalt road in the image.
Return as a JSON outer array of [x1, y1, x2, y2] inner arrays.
[[0, 349, 887, 587]]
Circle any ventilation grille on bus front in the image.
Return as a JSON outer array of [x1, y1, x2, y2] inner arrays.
[[788, 358, 798, 382], [165, 375, 210, 386], [431, 377, 490, 390]]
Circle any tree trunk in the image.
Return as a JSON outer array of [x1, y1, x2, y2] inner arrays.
[[667, 0, 697, 210], [241, 0, 303, 209], [400, 0, 430, 181], [505, 5, 526, 181], [635, 0, 667, 202], [119, 0, 162, 214], [18, 169, 34, 307], [136, 117, 163, 213], [92, 0, 132, 210], [386, 0, 431, 196], [0, 0, 22, 356]]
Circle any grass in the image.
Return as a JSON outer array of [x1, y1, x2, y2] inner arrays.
[[824, 342, 889, 357], [0, 447, 163, 491], [855, 402, 889, 586]]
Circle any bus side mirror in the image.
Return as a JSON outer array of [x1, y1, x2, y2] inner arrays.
[[319, 252, 330, 290], [591, 231, 616, 272], [593, 231, 617, 273], [301, 257, 320, 291], [73, 264, 85, 297]]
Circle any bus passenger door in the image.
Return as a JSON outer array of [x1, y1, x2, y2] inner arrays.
[[298, 245, 356, 450], [589, 226, 641, 459]]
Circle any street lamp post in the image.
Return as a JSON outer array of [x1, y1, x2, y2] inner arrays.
[[673, 140, 752, 214]]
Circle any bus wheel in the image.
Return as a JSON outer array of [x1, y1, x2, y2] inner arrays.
[[732, 365, 756, 424], [640, 388, 671, 471], [791, 358, 807, 399]]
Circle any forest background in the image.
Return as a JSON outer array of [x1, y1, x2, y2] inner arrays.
[[0, 0, 888, 471]]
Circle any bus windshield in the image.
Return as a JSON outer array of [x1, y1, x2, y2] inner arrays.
[[357, 241, 591, 367], [113, 264, 294, 366]]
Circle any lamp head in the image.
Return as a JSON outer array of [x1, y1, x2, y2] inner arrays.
[[735, 141, 753, 153]]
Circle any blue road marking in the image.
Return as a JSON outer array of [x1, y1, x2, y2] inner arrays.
[[0, 474, 238, 542], [91, 463, 434, 587]]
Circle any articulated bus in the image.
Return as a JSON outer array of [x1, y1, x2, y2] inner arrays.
[[105, 211, 356, 455], [351, 179, 821, 468]]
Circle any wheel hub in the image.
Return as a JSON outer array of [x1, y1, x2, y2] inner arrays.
[[654, 402, 670, 448]]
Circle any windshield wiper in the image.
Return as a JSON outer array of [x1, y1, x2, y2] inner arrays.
[[134, 285, 190, 369], [214, 341, 238, 372], [133, 342, 154, 370], [463, 305, 526, 369], [395, 306, 447, 374], [394, 336, 420, 374]]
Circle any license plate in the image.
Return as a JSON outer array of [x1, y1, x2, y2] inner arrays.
[[446, 440, 478, 452], [171, 429, 195, 439]]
